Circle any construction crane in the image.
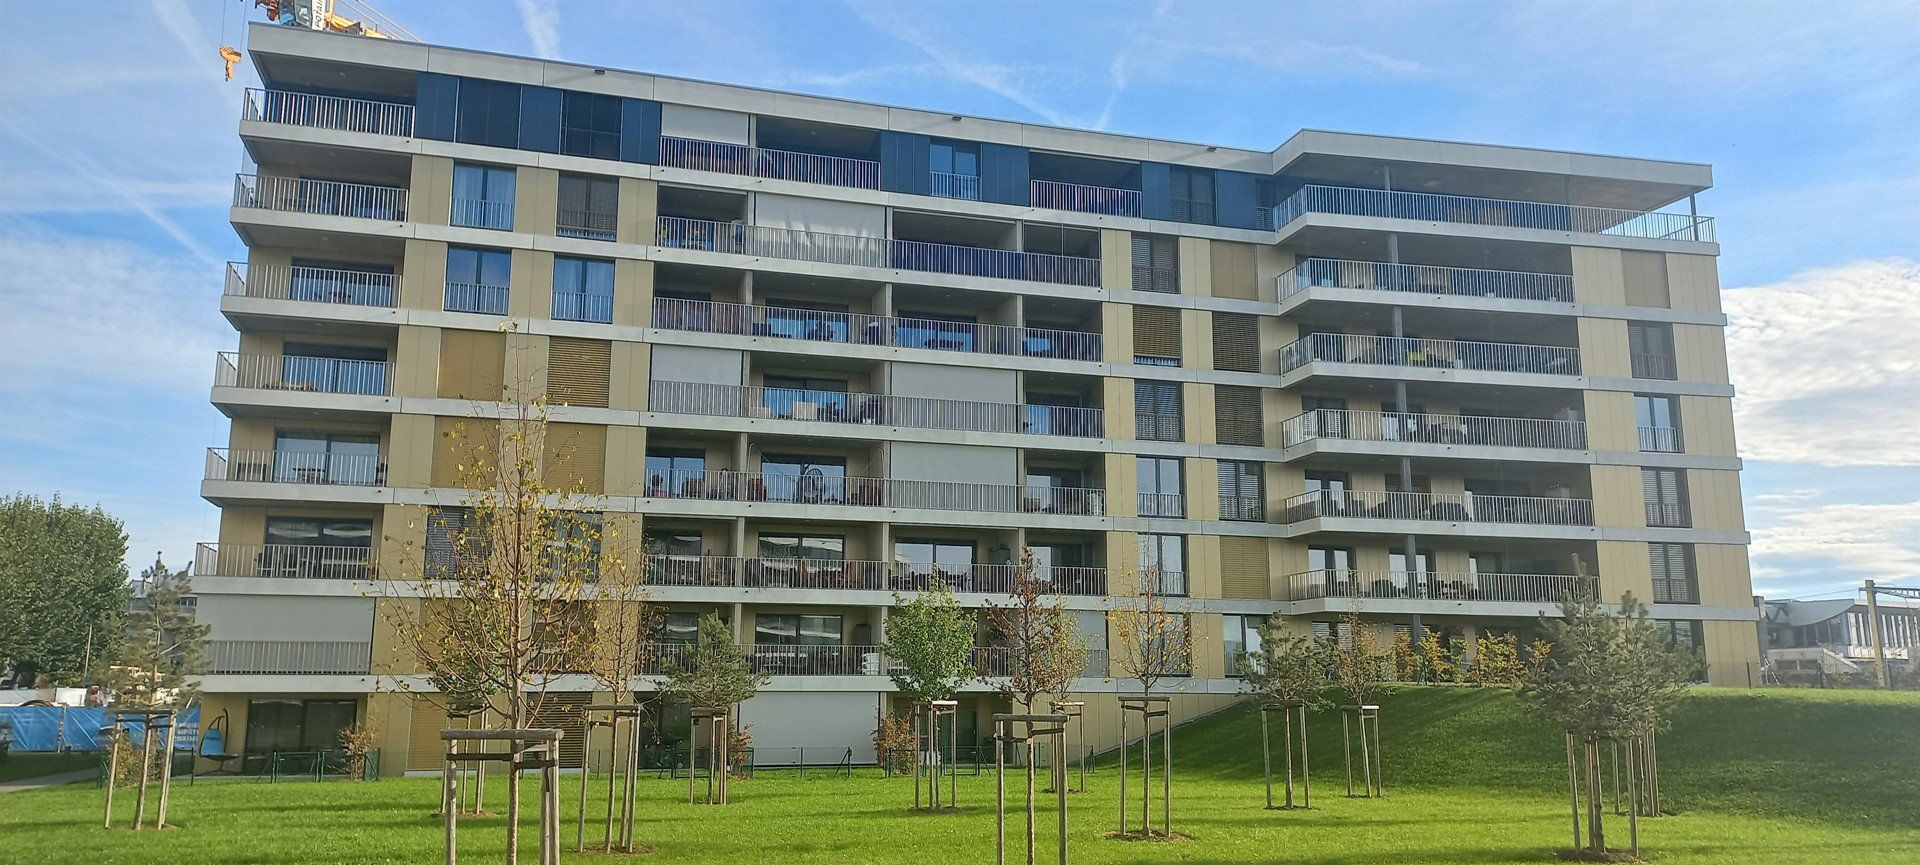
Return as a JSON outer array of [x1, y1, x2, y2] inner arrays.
[[222, 0, 418, 80]]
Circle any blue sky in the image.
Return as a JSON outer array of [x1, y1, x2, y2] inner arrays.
[[1, 0, 1915, 599]]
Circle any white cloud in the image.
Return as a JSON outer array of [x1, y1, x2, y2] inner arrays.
[[516, 0, 563, 60], [845, 1, 1091, 127], [1748, 500, 1920, 593], [1724, 258, 1920, 466]]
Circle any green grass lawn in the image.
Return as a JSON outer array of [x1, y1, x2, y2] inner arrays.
[[3, 687, 1916, 864], [0, 751, 95, 783]]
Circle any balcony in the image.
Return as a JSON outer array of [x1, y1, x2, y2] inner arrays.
[[648, 380, 1103, 438], [1638, 426, 1683, 453], [450, 197, 514, 231], [1220, 495, 1265, 522], [195, 542, 376, 581], [1282, 489, 1594, 527], [1260, 184, 1715, 243], [641, 644, 1028, 678], [233, 174, 407, 221], [1029, 179, 1142, 218], [551, 290, 613, 324], [640, 469, 1105, 517], [1646, 502, 1691, 528], [242, 88, 415, 138], [1282, 409, 1588, 451], [1282, 569, 1597, 604], [1134, 412, 1183, 442], [206, 448, 385, 487], [657, 135, 881, 190], [641, 555, 1107, 596], [654, 216, 1102, 287], [215, 352, 391, 396], [1279, 333, 1581, 377], [1137, 492, 1185, 519], [557, 208, 617, 242], [651, 297, 1102, 362], [443, 281, 510, 315], [930, 171, 981, 201], [206, 640, 372, 675], [1631, 353, 1678, 381], [1280, 257, 1574, 304], [226, 261, 396, 308]]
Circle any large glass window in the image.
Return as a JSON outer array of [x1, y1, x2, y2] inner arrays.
[[1650, 542, 1700, 604], [286, 257, 394, 306], [1222, 614, 1267, 677], [551, 256, 615, 323], [756, 533, 845, 562], [454, 78, 521, 148], [451, 163, 517, 230], [1218, 460, 1264, 521], [895, 310, 978, 352], [895, 539, 976, 589], [243, 698, 357, 758], [754, 613, 844, 646], [1136, 457, 1184, 518], [1024, 467, 1088, 514], [560, 91, 621, 159], [1137, 533, 1186, 596], [643, 449, 706, 498], [929, 140, 981, 200], [445, 246, 511, 314], [271, 431, 381, 485], [760, 454, 848, 504], [1635, 394, 1683, 453], [762, 375, 851, 421], [260, 517, 372, 580]]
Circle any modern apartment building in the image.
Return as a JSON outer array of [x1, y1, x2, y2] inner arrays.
[[195, 22, 1758, 774]]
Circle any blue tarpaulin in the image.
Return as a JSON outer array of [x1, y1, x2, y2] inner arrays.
[[0, 706, 200, 752]]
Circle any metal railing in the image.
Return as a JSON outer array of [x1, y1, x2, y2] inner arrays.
[[551, 291, 613, 323], [1135, 412, 1183, 442], [1280, 257, 1575, 303], [450, 196, 514, 231], [649, 296, 1103, 361], [1638, 426, 1683, 453], [1261, 184, 1716, 242], [930, 171, 981, 201], [225, 261, 396, 307], [195, 543, 376, 581], [657, 135, 880, 190], [215, 352, 391, 396], [233, 174, 407, 221], [649, 380, 1102, 438], [1645, 502, 1691, 528], [640, 554, 1107, 596], [1281, 489, 1594, 526], [556, 208, 617, 241], [1220, 495, 1265, 522], [1281, 408, 1588, 450], [206, 640, 372, 675], [639, 468, 1105, 516], [242, 88, 415, 137], [206, 448, 385, 486], [1282, 569, 1598, 603], [1131, 265, 1177, 294], [1137, 492, 1185, 519], [1631, 353, 1678, 380], [654, 215, 1101, 287], [1030, 179, 1142, 217], [1278, 332, 1581, 376], [444, 282, 509, 315]]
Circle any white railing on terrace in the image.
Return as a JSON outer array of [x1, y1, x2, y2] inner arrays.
[[648, 380, 1103, 438], [195, 543, 376, 581], [450, 197, 514, 231], [654, 215, 1102, 287], [1281, 489, 1594, 527], [657, 135, 881, 190], [442, 282, 510, 315], [640, 468, 1105, 516], [242, 88, 415, 137], [930, 171, 981, 200], [1631, 353, 1678, 381], [205, 448, 385, 487], [556, 208, 617, 241], [1220, 495, 1265, 522], [233, 174, 407, 221], [1030, 179, 1143, 217], [628, 554, 1110, 596], [1282, 569, 1598, 603], [1638, 426, 1683, 453], [225, 261, 396, 307], [206, 640, 371, 675], [551, 291, 613, 323], [1260, 184, 1715, 242], [639, 644, 1028, 677], [1137, 492, 1185, 519], [1280, 257, 1575, 304], [215, 351, 391, 396], [1278, 332, 1581, 376], [650, 296, 1103, 362], [1135, 412, 1184, 442], [1281, 408, 1588, 450]]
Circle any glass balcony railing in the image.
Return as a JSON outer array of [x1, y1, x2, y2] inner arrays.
[[1260, 184, 1715, 242], [1280, 257, 1575, 304]]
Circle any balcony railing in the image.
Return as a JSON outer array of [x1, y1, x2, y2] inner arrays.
[[1282, 569, 1598, 603], [1131, 265, 1177, 294], [225, 261, 396, 308], [640, 644, 1041, 678], [196, 543, 376, 581], [450, 197, 514, 231], [654, 215, 1101, 287], [640, 468, 1105, 516], [657, 135, 880, 190], [1030, 179, 1142, 217], [1137, 492, 1185, 519], [1279, 333, 1581, 377], [1638, 426, 1683, 453], [1282, 489, 1595, 527], [930, 171, 981, 201], [552, 290, 613, 324], [1280, 257, 1575, 304], [650, 296, 1103, 362], [640, 554, 1108, 596], [206, 640, 372, 675], [1220, 495, 1265, 522], [648, 380, 1103, 438], [444, 282, 509, 315], [1135, 412, 1183, 442], [243, 88, 415, 137], [215, 352, 391, 396], [206, 448, 385, 486], [1282, 408, 1588, 450], [234, 174, 407, 221], [556, 208, 617, 242], [1631, 353, 1678, 380], [1645, 502, 1691, 528], [1261, 184, 1716, 243]]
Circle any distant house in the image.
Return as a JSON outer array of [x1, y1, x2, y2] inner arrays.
[[1761, 598, 1920, 684]]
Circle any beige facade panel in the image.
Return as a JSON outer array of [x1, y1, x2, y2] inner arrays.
[[431, 417, 499, 489], [1213, 384, 1265, 447], [1176, 236, 1212, 297], [1687, 469, 1746, 532], [407, 155, 455, 226], [1571, 246, 1626, 306], [1576, 317, 1631, 378], [1695, 543, 1754, 606], [1673, 324, 1732, 383], [513, 166, 559, 236], [400, 239, 448, 311], [615, 177, 659, 247], [1677, 396, 1737, 457], [1590, 465, 1647, 527], [547, 336, 612, 408], [544, 422, 608, 494], [1208, 241, 1259, 300], [1621, 250, 1671, 308], [1596, 540, 1653, 600], [1581, 390, 1639, 452], [613, 257, 654, 327], [438, 329, 506, 400], [508, 248, 555, 320], [1180, 308, 1215, 371], [1666, 253, 1723, 313]]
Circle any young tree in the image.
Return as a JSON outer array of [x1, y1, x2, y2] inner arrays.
[[661, 611, 769, 802], [1107, 562, 1197, 838], [1466, 631, 1528, 687], [580, 533, 659, 852], [1323, 612, 1388, 798], [0, 494, 131, 687], [979, 550, 1089, 715], [880, 578, 976, 810], [1240, 619, 1328, 809], [100, 554, 206, 830]]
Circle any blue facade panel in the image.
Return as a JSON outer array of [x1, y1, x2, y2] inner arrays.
[[518, 86, 564, 154], [1215, 170, 1260, 230], [414, 72, 458, 141], [980, 144, 1030, 206], [881, 132, 932, 195], [619, 98, 662, 164], [1140, 162, 1174, 221]]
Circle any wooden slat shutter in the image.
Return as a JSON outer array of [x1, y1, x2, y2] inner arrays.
[[547, 337, 611, 408], [1209, 241, 1258, 300], [1213, 385, 1264, 446], [438, 330, 507, 400], [1212, 312, 1261, 373], [543, 422, 607, 493], [1219, 536, 1269, 600], [1132, 306, 1181, 360]]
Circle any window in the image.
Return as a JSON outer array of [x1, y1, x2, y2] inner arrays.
[[1218, 460, 1264, 521], [1137, 456, 1184, 518], [760, 454, 848, 504], [643, 449, 706, 498], [1649, 542, 1700, 604], [893, 309, 975, 352], [423, 507, 482, 577], [755, 613, 844, 646], [1134, 380, 1183, 441], [762, 375, 851, 420], [1169, 166, 1216, 224], [279, 342, 387, 395], [270, 431, 381, 485], [445, 246, 512, 314], [1024, 467, 1089, 514], [1635, 395, 1683, 453], [1131, 235, 1178, 293], [1291, 471, 1351, 521], [656, 612, 701, 645], [560, 91, 621, 159], [1654, 620, 1706, 678], [1387, 550, 1435, 595], [243, 699, 357, 757], [1132, 306, 1182, 365], [1137, 533, 1186, 596], [259, 517, 372, 580], [642, 530, 704, 584], [454, 78, 521, 148], [929, 140, 981, 200], [551, 257, 615, 323], [895, 539, 976, 588], [1308, 546, 1353, 576], [757, 533, 845, 562], [286, 257, 394, 306], [451, 163, 516, 230], [1223, 614, 1267, 677], [1642, 468, 1691, 527], [1212, 312, 1261, 372], [1628, 322, 1677, 380], [556, 173, 618, 241], [544, 513, 601, 579], [1214, 384, 1264, 446]]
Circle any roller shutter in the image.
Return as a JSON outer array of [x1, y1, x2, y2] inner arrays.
[[1132, 306, 1182, 362], [548, 337, 611, 408], [1213, 385, 1264, 446], [1212, 312, 1261, 373], [438, 330, 507, 400], [544, 423, 607, 494], [1219, 537, 1270, 600]]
